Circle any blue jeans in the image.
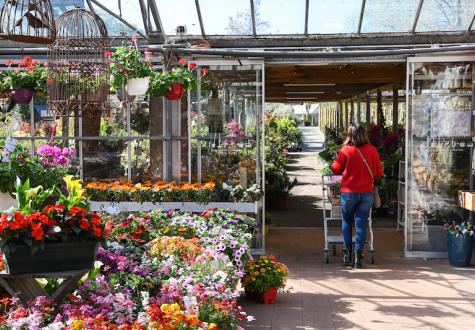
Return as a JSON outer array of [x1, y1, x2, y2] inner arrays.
[[341, 193, 373, 252]]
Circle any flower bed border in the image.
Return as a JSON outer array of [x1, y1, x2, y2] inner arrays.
[[90, 201, 257, 213]]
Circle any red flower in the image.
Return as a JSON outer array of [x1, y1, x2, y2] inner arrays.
[[91, 213, 101, 226], [79, 219, 91, 231], [93, 226, 102, 238], [69, 206, 86, 218], [44, 205, 65, 214], [178, 59, 187, 66], [5, 59, 13, 66], [201, 67, 209, 77], [31, 223, 44, 241], [104, 51, 113, 58], [188, 63, 197, 70]]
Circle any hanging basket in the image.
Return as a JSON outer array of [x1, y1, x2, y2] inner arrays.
[[12, 89, 33, 104], [126, 77, 150, 96], [166, 83, 184, 100]]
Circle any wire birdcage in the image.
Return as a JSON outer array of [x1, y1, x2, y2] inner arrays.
[[47, 8, 110, 117], [0, 0, 56, 44]]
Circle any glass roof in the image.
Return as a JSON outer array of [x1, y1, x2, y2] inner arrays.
[[0, 0, 474, 41]]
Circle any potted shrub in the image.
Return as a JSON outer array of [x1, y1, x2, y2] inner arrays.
[[4, 57, 45, 104], [0, 176, 109, 274], [147, 59, 197, 100], [109, 40, 153, 96], [444, 221, 474, 267], [243, 255, 288, 304]]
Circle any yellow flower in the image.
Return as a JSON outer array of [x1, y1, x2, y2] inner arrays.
[[64, 175, 83, 193], [260, 268, 266, 273], [71, 320, 85, 330]]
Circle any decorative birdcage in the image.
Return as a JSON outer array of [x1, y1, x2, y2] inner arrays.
[[47, 8, 110, 117], [0, 0, 56, 44]]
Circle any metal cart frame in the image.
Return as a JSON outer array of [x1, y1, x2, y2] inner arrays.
[[322, 175, 375, 264]]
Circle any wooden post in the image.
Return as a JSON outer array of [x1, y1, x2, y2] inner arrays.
[[392, 86, 399, 130], [350, 100, 355, 124], [357, 95, 361, 123], [366, 92, 371, 124], [338, 102, 343, 128], [376, 89, 383, 126]]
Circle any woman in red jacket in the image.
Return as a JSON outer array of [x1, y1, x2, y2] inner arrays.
[[331, 124, 383, 268]]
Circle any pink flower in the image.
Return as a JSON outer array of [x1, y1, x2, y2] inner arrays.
[[144, 51, 152, 60], [178, 59, 187, 66]]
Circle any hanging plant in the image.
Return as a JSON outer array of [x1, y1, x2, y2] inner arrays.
[[147, 59, 197, 100], [3, 57, 47, 103], [109, 38, 153, 95]]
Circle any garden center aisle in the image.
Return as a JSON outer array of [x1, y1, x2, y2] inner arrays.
[[270, 126, 326, 227]]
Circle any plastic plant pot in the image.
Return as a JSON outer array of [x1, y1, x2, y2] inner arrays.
[[12, 88, 33, 104], [166, 83, 183, 100], [447, 232, 473, 267], [125, 77, 150, 96]]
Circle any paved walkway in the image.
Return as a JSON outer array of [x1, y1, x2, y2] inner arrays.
[[242, 126, 475, 329], [242, 228, 475, 330]]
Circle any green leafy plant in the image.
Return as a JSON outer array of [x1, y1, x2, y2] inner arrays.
[[13, 177, 55, 215], [3, 56, 46, 92], [147, 59, 197, 97], [109, 43, 153, 92]]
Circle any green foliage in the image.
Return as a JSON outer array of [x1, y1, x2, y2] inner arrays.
[[14, 178, 55, 214], [147, 64, 197, 97], [109, 45, 153, 92], [0, 142, 68, 195], [275, 117, 302, 151]]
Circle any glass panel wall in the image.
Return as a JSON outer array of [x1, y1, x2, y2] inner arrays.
[[406, 57, 475, 257]]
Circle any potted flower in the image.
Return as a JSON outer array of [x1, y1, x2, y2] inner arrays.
[[4, 57, 45, 104], [444, 221, 474, 267], [0, 140, 74, 211], [147, 59, 197, 100], [243, 255, 288, 304], [0, 176, 109, 274], [109, 39, 153, 96]]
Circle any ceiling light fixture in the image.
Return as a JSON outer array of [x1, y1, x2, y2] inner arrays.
[[285, 97, 321, 100]]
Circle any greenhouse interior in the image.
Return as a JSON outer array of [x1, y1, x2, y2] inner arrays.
[[0, 0, 474, 329]]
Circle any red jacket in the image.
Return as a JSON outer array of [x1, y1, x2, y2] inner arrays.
[[331, 144, 383, 193]]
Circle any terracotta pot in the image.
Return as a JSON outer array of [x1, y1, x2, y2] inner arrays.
[[126, 77, 150, 96], [166, 83, 183, 100], [12, 88, 33, 104]]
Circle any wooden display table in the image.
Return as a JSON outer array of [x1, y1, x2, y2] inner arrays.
[[0, 269, 88, 305]]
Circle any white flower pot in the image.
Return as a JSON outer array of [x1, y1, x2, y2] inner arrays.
[[0, 192, 16, 211], [125, 77, 150, 96]]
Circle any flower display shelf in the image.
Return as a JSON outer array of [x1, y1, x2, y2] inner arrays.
[[90, 201, 257, 213], [0, 269, 88, 306]]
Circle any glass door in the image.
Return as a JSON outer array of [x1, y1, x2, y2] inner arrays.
[[406, 56, 475, 258]]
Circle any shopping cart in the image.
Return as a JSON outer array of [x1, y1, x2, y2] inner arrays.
[[321, 175, 375, 264]]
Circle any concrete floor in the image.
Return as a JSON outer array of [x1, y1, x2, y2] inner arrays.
[[243, 127, 475, 330], [242, 228, 475, 330]]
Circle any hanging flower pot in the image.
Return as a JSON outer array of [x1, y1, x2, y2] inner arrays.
[[125, 77, 150, 96], [166, 83, 184, 100], [447, 232, 473, 267], [12, 88, 33, 104]]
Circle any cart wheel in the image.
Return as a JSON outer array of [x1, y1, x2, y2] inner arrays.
[[323, 251, 330, 264], [369, 252, 375, 264], [331, 244, 337, 256]]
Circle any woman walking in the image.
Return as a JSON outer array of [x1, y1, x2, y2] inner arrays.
[[331, 124, 383, 268]]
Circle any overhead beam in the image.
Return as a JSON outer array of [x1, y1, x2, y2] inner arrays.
[[195, 0, 206, 38], [250, 0, 257, 37], [138, 0, 150, 35], [468, 10, 475, 32], [304, 0, 309, 36], [89, 0, 147, 39], [357, 0, 366, 34], [147, 0, 165, 42], [412, 0, 424, 33], [150, 32, 475, 48]]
